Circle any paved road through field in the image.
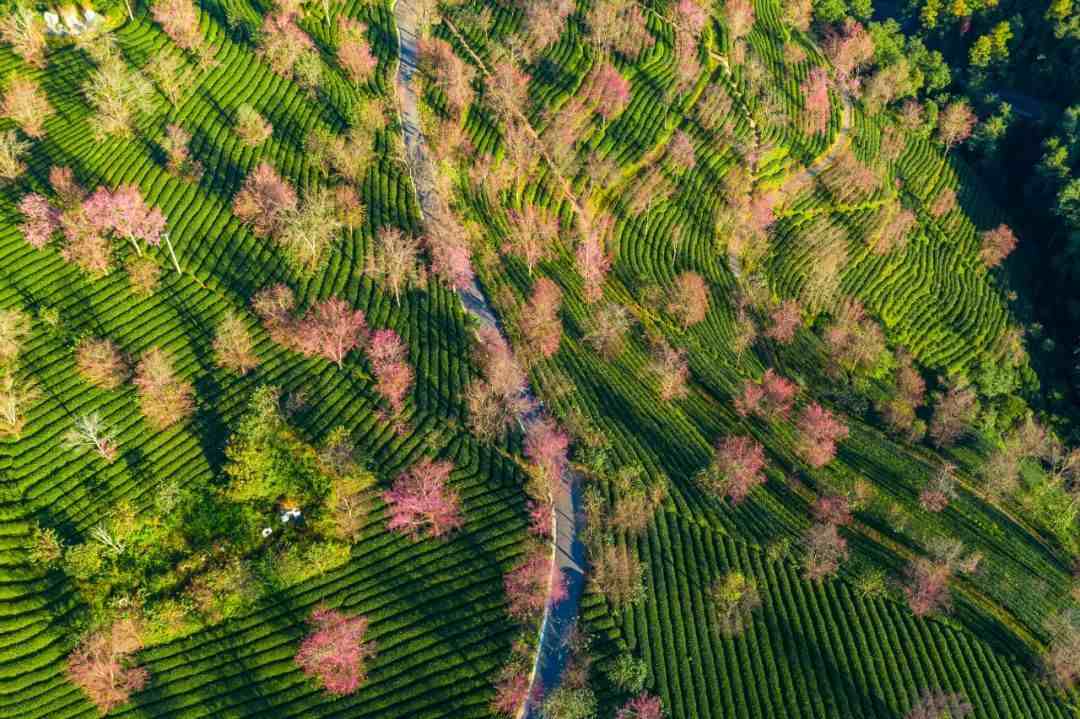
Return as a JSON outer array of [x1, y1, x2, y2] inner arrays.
[[391, 2, 587, 716]]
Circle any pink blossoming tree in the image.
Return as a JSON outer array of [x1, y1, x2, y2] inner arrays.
[[294, 606, 376, 695], [383, 458, 463, 540]]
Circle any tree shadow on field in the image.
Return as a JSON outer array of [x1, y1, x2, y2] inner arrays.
[[162, 284, 230, 474]]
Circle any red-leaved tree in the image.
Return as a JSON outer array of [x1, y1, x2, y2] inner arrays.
[[67, 618, 149, 714], [796, 403, 849, 468], [699, 435, 767, 504], [295, 606, 376, 695], [383, 458, 463, 540], [367, 328, 414, 416], [812, 495, 852, 526]]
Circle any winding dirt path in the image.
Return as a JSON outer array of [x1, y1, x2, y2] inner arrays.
[[391, 3, 587, 717]]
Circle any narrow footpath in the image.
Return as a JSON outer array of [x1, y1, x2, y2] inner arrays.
[[391, 2, 587, 717]]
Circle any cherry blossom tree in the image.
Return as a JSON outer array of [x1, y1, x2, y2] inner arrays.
[[63, 412, 119, 463], [234, 104, 273, 147], [588, 0, 654, 61], [0, 129, 28, 181], [590, 542, 644, 608], [0, 308, 30, 368], [161, 123, 202, 180], [905, 690, 972, 719], [75, 338, 128, 390], [823, 19, 874, 92], [723, 0, 755, 44], [418, 37, 475, 119], [0, 6, 46, 69], [233, 162, 298, 237], [667, 271, 709, 328], [259, 11, 313, 78], [903, 538, 979, 617], [937, 100, 976, 155], [277, 186, 343, 275], [151, 0, 203, 54], [617, 694, 664, 719], [504, 545, 566, 621], [66, 618, 149, 714], [83, 55, 155, 139], [1, 76, 53, 138], [487, 60, 531, 122], [522, 0, 574, 57], [524, 415, 569, 490], [295, 606, 376, 695], [520, 277, 563, 359], [667, 130, 697, 173], [796, 403, 849, 468], [576, 227, 611, 304], [802, 521, 848, 581], [17, 193, 59, 249], [928, 384, 978, 447], [425, 205, 474, 290], [766, 299, 801, 343], [80, 185, 168, 257], [812, 495, 852, 526], [384, 459, 462, 539], [0, 371, 38, 438], [126, 256, 162, 296], [802, 67, 830, 135], [134, 347, 195, 429], [338, 18, 377, 84], [296, 298, 367, 367], [930, 187, 957, 218], [585, 302, 632, 359], [50, 166, 85, 209], [979, 223, 1017, 268], [367, 227, 422, 306], [586, 63, 631, 122], [367, 329, 413, 415], [699, 434, 767, 504], [467, 327, 529, 440], [1044, 610, 1080, 690], [650, 340, 689, 400], [735, 369, 798, 420], [213, 310, 259, 374], [710, 571, 761, 637], [824, 299, 887, 377], [505, 204, 558, 277], [919, 462, 958, 513]]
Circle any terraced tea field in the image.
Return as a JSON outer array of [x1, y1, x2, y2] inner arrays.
[[417, 0, 1080, 716], [0, 0, 535, 716]]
